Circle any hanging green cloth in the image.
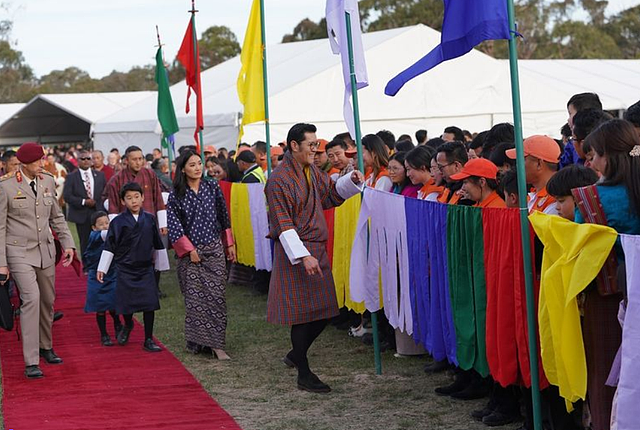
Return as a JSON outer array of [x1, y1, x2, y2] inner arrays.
[[447, 205, 489, 376]]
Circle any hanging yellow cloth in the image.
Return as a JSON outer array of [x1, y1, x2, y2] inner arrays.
[[529, 212, 617, 409], [231, 183, 256, 267], [332, 195, 365, 313]]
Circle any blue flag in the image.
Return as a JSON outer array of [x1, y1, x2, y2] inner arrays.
[[385, 0, 511, 96]]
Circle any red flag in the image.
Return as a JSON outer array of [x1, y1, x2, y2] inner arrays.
[[177, 18, 204, 152]]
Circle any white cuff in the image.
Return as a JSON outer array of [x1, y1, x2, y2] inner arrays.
[[279, 229, 311, 265], [100, 230, 108, 241], [97, 250, 114, 274], [82, 199, 85, 206], [161, 192, 170, 205], [103, 199, 109, 211], [108, 213, 118, 221], [154, 249, 170, 271], [336, 173, 364, 200], [157, 209, 167, 229]]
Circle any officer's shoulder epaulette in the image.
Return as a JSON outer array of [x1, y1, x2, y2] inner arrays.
[[40, 170, 55, 178], [0, 172, 15, 182]]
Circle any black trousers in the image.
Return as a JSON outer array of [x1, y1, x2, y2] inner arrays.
[[75, 221, 92, 263]]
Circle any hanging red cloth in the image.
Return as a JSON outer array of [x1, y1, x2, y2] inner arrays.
[[482, 207, 548, 388]]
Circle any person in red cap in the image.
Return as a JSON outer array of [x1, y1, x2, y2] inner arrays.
[[0, 142, 76, 379], [506, 135, 561, 215], [450, 158, 505, 208]]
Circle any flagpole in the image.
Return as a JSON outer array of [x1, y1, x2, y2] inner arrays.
[[345, 11, 382, 376], [506, 1, 542, 429], [156, 26, 174, 175], [189, 0, 205, 164], [259, 0, 272, 175]]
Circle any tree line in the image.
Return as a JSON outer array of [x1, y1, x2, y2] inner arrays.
[[1, 0, 639, 104]]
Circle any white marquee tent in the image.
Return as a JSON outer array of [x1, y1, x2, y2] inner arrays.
[[0, 92, 153, 147], [96, 24, 582, 153]]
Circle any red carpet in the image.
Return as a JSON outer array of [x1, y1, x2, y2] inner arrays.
[[0, 265, 241, 430]]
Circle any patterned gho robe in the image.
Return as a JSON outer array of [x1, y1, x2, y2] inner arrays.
[[265, 152, 362, 325], [105, 167, 167, 228]]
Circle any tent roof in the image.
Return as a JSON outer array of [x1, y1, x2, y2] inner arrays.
[[95, 25, 640, 148], [0, 103, 25, 124], [508, 59, 640, 111], [0, 91, 153, 145]]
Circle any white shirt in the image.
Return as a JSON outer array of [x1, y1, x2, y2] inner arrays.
[[79, 168, 94, 206]]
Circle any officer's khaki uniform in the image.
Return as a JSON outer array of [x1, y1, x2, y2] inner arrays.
[[0, 169, 74, 366]]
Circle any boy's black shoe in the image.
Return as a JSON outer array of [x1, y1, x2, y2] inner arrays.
[[117, 325, 133, 345], [25, 365, 44, 379], [101, 335, 114, 347], [39, 348, 63, 364], [297, 373, 331, 393], [143, 338, 162, 352], [482, 411, 522, 427]]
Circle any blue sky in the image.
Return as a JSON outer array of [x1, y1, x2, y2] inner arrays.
[[7, 0, 640, 78]]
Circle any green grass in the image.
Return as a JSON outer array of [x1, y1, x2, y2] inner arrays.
[[0, 224, 522, 429]]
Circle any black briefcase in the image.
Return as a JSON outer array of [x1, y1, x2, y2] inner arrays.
[[0, 280, 14, 331]]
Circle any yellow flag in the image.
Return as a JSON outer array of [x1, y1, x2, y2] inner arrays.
[[237, 0, 265, 141], [529, 212, 618, 410]]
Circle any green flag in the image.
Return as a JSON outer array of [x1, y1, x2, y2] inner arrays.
[[155, 47, 179, 140]]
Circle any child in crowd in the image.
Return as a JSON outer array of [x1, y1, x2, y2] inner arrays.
[[83, 211, 122, 346], [97, 182, 170, 353], [546, 165, 599, 221]]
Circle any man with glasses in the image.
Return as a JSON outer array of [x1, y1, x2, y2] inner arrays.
[[435, 141, 472, 205], [265, 123, 364, 393], [63, 149, 107, 263]]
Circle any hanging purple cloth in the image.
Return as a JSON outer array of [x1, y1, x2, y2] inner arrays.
[[405, 198, 457, 364]]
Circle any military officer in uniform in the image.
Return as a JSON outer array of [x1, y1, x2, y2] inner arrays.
[[0, 143, 75, 379]]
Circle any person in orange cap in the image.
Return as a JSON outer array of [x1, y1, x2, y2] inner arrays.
[[270, 145, 284, 170], [313, 139, 335, 174], [204, 145, 218, 158], [506, 135, 561, 215], [450, 158, 505, 208]]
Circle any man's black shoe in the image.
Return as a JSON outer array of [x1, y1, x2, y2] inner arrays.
[[117, 325, 133, 345], [471, 406, 494, 421], [434, 372, 471, 396], [25, 365, 44, 379], [424, 359, 451, 373], [39, 348, 63, 364], [297, 373, 331, 393], [143, 338, 162, 352], [450, 379, 491, 400], [53, 311, 64, 322], [283, 351, 297, 369], [482, 411, 522, 427], [101, 335, 114, 347]]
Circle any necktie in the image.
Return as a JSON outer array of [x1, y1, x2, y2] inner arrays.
[[84, 171, 92, 199], [30, 180, 37, 197]]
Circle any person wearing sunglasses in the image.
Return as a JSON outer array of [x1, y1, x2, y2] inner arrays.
[[63, 149, 107, 264]]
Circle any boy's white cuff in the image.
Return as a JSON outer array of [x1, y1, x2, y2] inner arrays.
[[97, 251, 114, 274], [154, 249, 170, 271], [157, 210, 167, 229]]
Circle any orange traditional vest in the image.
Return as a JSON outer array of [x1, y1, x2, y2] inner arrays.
[[528, 187, 556, 214], [476, 191, 506, 208], [418, 179, 444, 200], [438, 187, 462, 205]]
